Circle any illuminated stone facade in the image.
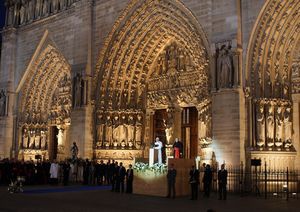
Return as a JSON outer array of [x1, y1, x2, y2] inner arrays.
[[0, 0, 299, 169]]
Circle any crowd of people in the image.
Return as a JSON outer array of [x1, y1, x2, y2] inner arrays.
[[0, 158, 134, 193], [1, 156, 227, 200], [167, 163, 228, 200]]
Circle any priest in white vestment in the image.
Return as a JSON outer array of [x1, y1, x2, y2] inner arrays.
[[154, 137, 163, 164]]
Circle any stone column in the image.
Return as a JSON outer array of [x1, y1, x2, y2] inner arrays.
[[144, 109, 154, 158], [292, 94, 300, 169], [0, 27, 17, 158], [211, 88, 246, 167]]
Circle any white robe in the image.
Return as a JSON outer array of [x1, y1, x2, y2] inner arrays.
[[154, 141, 163, 164], [50, 163, 59, 179]]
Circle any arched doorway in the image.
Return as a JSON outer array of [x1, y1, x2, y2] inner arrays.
[[245, 0, 300, 169], [18, 45, 72, 161], [93, 0, 211, 163]]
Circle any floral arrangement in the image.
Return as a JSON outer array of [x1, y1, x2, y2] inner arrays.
[[133, 162, 167, 175]]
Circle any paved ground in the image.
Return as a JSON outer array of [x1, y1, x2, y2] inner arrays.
[[0, 185, 299, 212]]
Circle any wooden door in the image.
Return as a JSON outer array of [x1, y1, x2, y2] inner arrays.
[[182, 107, 198, 159], [49, 126, 59, 160]]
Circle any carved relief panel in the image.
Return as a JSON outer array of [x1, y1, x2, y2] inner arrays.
[[254, 98, 293, 151], [96, 109, 144, 150], [147, 42, 208, 109], [49, 73, 72, 125]]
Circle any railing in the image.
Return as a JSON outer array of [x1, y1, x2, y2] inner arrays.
[[199, 167, 299, 200]]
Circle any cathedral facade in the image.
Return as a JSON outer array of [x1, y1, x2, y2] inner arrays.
[[0, 0, 299, 170]]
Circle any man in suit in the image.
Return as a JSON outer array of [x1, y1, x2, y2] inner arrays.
[[111, 161, 118, 191], [203, 164, 213, 197], [118, 162, 126, 193], [126, 164, 134, 193], [167, 163, 177, 198], [218, 164, 228, 200], [189, 165, 199, 200]]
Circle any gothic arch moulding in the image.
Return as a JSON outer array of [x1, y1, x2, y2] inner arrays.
[[17, 40, 72, 159], [245, 0, 300, 154], [93, 0, 211, 111], [92, 0, 211, 154], [19, 44, 72, 126], [246, 0, 300, 98]]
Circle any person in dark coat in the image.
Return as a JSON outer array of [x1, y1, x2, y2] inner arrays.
[[118, 162, 126, 193], [111, 161, 119, 191], [126, 164, 134, 193], [218, 164, 228, 200], [166, 163, 177, 198], [203, 164, 213, 197], [189, 165, 199, 200], [62, 160, 71, 186], [83, 159, 90, 185]]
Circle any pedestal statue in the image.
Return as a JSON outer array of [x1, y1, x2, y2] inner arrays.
[[217, 45, 233, 89], [266, 105, 274, 147], [71, 142, 79, 161], [256, 104, 265, 147]]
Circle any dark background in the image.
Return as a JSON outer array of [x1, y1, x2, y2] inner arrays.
[[0, 1, 5, 29], [0, 1, 5, 57]]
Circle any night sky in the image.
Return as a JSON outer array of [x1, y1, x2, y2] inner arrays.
[[0, 1, 5, 29]]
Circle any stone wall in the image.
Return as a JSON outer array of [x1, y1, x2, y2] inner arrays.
[[211, 89, 246, 167], [2, 0, 298, 169]]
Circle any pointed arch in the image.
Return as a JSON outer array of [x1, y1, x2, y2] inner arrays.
[[246, 0, 300, 98], [19, 44, 72, 126], [93, 0, 211, 110]]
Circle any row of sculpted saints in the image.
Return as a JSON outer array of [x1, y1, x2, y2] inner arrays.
[[256, 103, 292, 148]]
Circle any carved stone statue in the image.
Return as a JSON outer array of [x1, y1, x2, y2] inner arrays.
[[105, 116, 113, 146], [19, 0, 27, 25], [34, 130, 41, 149], [0, 90, 7, 116], [165, 126, 173, 145], [283, 107, 292, 142], [57, 127, 64, 146], [217, 45, 233, 89], [126, 115, 135, 143], [13, 0, 21, 25], [27, 0, 34, 22], [67, 0, 74, 7], [22, 128, 29, 148], [40, 130, 47, 149], [177, 47, 186, 71], [275, 106, 283, 142], [256, 104, 265, 147], [42, 0, 50, 16], [71, 142, 79, 160], [58, 0, 67, 10], [5, 0, 14, 26], [35, 0, 42, 18], [198, 113, 205, 139], [266, 104, 274, 147], [29, 130, 35, 149], [118, 124, 128, 145], [51, 0, 59, 13], [97, 124, 104, 143], [135, 114, 142, 147]]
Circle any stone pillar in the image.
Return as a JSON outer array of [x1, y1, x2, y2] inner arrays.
[[211, 88, 246, 167], [0, 27, 17, 158], [144, 109, 154, 158], [173, 107, 182, 141], [292, 94, 300, 169]]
